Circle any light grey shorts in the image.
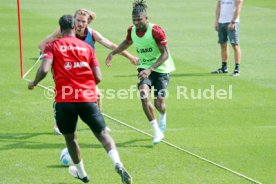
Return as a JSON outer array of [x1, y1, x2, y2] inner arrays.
[[218, 22, 240, 45]]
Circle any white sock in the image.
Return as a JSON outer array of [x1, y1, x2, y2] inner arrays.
[[150, 119, 160, 132], [108, 149, 122, 166], [159, 113, 166, 121], [75, 160, 87, 178]]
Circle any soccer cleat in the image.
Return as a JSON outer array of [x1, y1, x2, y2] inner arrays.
[[211, 68, 228, 74], [68, 165, 90, 183], [54, 123, 62, 135], [232, 70, 240, 77], [158, 113, 166, 132], [153, 130, 164, 144], [115, 163, 132, 184]]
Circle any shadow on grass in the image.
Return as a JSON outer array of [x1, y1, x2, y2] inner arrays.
[[116, 138, 153, 149], [113, 74, 137, 78], [112, 72, 229, 78], [171, 73, 229, 77], [0, 132, 153, 151]]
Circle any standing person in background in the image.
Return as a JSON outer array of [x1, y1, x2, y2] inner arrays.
[[29, 15, 132, 184], [212, 0, 243, 76], [39, 8, 138, 135], [106, 0, 175, 144]]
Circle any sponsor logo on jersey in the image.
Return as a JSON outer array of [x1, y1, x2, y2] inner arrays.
[[64, 62, 72, 70], [137, 47, 153, 54], [60, 46, 87, 52], [64, 61, 89, 70], [73, 62, 89, 68]]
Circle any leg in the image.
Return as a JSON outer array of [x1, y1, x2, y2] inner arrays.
[[154, 96, 167, 132], [231, 44, 241, 76], [55, 102, 89, 182], [153, 73, 169, 132], [94, 128, 116, 153], [229, 22, 241, 76], [79, 103, 132, 184], [232, 44, 241, 65], [220, 42, 229, 63], [63, 132, 81, 164], [212, 23, 229, 73], [139, 84, 155, 121], [53, 102, 62, 135], [154, 96, 166, 114]]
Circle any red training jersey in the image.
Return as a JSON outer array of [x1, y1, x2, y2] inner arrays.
[[44, 36, 99, 102], [126, 24, 167, 46]]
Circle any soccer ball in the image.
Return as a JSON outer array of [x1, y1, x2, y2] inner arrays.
[[60, 148, 73, 166]]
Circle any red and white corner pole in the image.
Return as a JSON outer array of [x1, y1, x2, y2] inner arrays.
[[17, 0, 24, 78]]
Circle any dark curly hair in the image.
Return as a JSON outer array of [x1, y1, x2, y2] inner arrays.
[[132, 0, 147, 15], [59, 15, 75, 32]]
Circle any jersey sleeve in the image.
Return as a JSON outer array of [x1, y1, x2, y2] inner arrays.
[[43, 42, 54, 59], [126, 25, 133, 42], [152, 25, 167, 46], [90, 48, 99, 67]]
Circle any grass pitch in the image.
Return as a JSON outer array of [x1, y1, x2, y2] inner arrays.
[[0, 0, 275, 184]]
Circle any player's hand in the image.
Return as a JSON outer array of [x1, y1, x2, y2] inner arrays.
[[105, 53, 113, 67], [28, 81, 36, 90], [129, 56, 139, 65], [228, 23, 235, 31], [214, 22, 219, 31], [138, 69, 152, 79]]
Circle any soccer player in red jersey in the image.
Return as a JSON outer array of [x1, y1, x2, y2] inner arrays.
[[39, 8, 139, 135], [28, 15, 132, 184]]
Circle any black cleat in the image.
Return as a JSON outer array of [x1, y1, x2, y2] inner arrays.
[[211, 68, 228, 74], [68, 166, 90, 183], [115, 163, 132, 184], [232, 70, 240, 76]]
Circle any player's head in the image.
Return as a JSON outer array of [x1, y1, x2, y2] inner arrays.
[[132, 0, 148, 30], [74, 9, 96, 33], [59, 15, 75, 33]]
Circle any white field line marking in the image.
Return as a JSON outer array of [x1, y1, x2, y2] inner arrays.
[[22, 69, 262, 184], [106, 128, 186, 133], [103, 113, 263, 184]]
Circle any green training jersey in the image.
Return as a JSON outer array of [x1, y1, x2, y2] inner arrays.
[[131, 23, 175, 73]]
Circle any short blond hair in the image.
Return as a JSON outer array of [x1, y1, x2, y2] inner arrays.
[[74, 8, 96, 24]]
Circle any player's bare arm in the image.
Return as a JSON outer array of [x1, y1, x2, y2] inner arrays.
[[215, 0, 221, 31], [91, 66, 102, 84], [28, 58, 53, 89], [138, 44, 169, 79], [94, 30, 138, 65], [38, 28, 62, 52], [228, 0, 243, 30], [105, 39, 133, 67]]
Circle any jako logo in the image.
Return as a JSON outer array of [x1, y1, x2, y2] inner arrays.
[[64, 62, 89, 70], [73, 62, 89, 68], [137, 47, 153, 53]]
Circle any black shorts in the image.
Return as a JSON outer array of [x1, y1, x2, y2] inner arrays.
[[138, 69, 170, 97], [54, 102, 106, 134], [218, 23, 240, 45]]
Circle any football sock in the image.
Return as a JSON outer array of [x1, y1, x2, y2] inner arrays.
[[222, 62, 227, 70], [108, 149, 122, 166], [159, 113, 166, 121], [235, 64, 240, 70], [150, 119, 160, 132], [75, 160, 87, 178]]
